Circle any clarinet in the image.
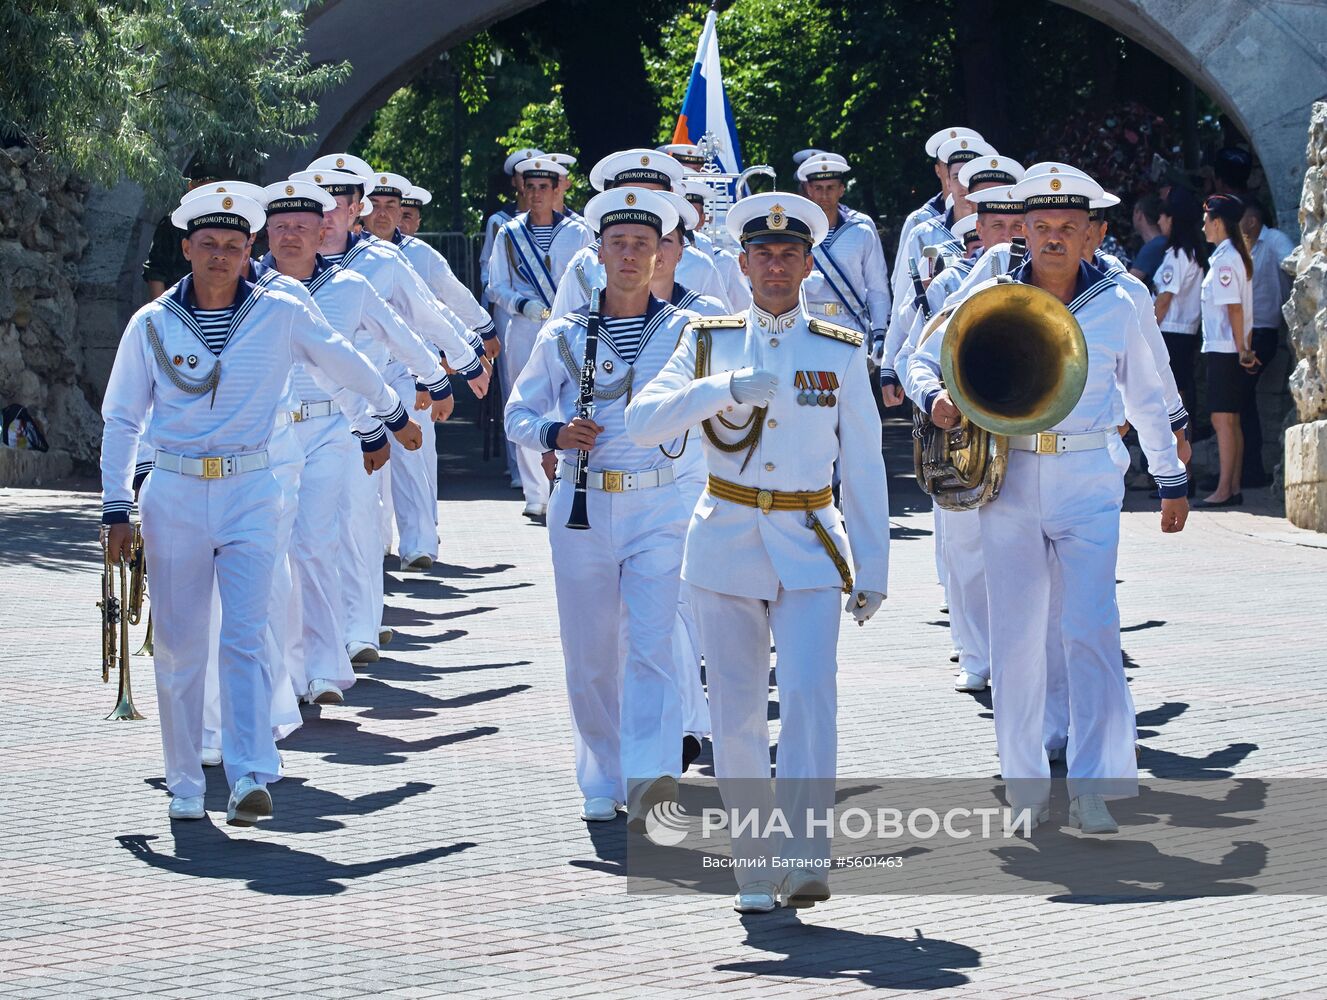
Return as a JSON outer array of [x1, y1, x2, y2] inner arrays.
[[565, 287, 601, 530], [908, 256, 932, 321], [1006, 237, 1027, 274]]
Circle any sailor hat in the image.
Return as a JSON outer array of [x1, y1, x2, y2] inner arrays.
[[583, 188, 678, 237], [589, 149, 685, 192], [937, 135, 998, 166], [796, 154, 851, 183], [725, 192, 827, 248], [515, 157, 568, 182], [925, 126, 984, 160], [658, 143, 707, 169], [180, 180, 268, 207], [966, 184, 1026, 215], [958, 155, 1026, 191], [262, 180, 336, 216], [792, 147, 829, 166], [171, 191, 265, 234], [366, 172, 412, 199], [1088, 191, 1121, 221], [289, 170, 374, 215], [401, 186, 432, 208], [952, 212, 979, 242], [1009, 171, 1104, 213], [306, 153, 375, 188], [656, 189, 700, 232], [504, 148, 545, 176], [545, 153, 577, 172]]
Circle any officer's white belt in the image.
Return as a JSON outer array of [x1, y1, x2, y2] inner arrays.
[[154, 449, 270, 479], [1008, 430, 1109, 455], [558, 461, 675, 493]]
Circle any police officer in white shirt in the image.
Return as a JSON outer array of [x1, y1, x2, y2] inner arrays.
[[505, 188, 691, 828], [795, 153, 892, 353], [909, 171, 1188, 836], [626, 193, 890, 915], [487, 156, 594, 520], [101, 192, 412, 825], [1152, 187, 1207, 417]]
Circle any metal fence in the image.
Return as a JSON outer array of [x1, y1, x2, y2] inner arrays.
[[414, 231, 487, 297]]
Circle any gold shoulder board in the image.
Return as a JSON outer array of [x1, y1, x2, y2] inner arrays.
[[689, 314, 747, 330], [807, 318, 864, 347]]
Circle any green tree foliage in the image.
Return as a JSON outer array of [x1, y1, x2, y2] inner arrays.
[[0, 0, 348, 203]]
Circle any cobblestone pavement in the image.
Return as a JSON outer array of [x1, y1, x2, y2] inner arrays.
[[2, 419, 1325, 999]]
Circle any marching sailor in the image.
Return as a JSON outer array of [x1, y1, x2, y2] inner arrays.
[[504, 187, 690, 827], [486, 156, 594, 521], [626, 193, 890, 914], [545, 153, 583, 221], [907, 170, 1188, 834], [100, 191, 412, 824], [551, 149, 729, 318], [795, 152, 891, 353], [660, 147, 753, 312], [398, 185, 428, 237]]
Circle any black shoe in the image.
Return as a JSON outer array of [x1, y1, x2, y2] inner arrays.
[[1196, 493, 1243, 508], [682, 735, 703, 773]]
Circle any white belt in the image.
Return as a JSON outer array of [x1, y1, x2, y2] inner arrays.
[[291, 400, 339, 422], [558, 461, 675, 493], [154, 449, 270, 479], [1008, 431, 1109, 456], [807, 301, 848, 318]]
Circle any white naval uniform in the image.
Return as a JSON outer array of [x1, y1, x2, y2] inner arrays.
[[552, 240, 730, 318], [505, 297, 694, 802], [889, 192, 945, 305], [801, 206, 892, 340], [693, 230, 751, 312], [100, 275, 406, 799], [480, 207, 522, 485], [625, 305, 890, 885], [487, 211, 593, 510], [883, 209, 962, 382], [330, 232, 483, 562], [909, 260, 1186, 808]]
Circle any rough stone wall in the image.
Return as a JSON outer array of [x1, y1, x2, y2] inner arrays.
[[1283, 102, 1327, 531], [0, 147, 102, 467]]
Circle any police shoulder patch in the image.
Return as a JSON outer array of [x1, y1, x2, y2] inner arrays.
[[688, 314, 746, 330], [807, 318, 864, 347]]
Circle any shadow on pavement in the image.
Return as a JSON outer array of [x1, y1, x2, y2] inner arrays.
[[0, 500, 101, 573], [281, 716, 500, 766]]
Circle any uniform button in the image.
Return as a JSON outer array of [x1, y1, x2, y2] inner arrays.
[[764, 462, 775, 471], [770, 338, 779, 347], [726, 405, 734, 412], [767, 419, 778, 428]]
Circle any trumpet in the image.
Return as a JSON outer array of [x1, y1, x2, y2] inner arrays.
[[97, 524, 145, 721]]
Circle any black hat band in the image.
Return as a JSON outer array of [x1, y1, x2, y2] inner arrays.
[[187, 212, 250, 234], [947, 150, 981, 165], [977, 200, 1025, 215], [520, 170, 559, 182], [609, 168, 671, 188], [401, 198, 423, 208], [266, 197, 325, 216], [318, 181, 363, 196], [804, 170, 847, 182], [1023, 193, 1090, 211], [370, 186, 404, 198], [740, 216, 813, 245], [598, 208, 663, 234], [967, 169, 1015, 187], [673, 153, 706, 166]]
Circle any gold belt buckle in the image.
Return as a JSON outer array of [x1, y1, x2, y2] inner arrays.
[[824, 303, 840, 317], [1036, 432, 1059, 455], [290, 407, 304, 423], [202, 457, 224, 479], [601, 470, 624, 493], [756, 489, 774, 514]]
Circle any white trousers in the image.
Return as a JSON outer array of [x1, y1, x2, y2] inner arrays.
[[378, 462, 395, 555], [978, 448, 1137, 807], [422, 417, 440, 529], [290, 414, 356, 691], [140, 467, 282, 797], [547, 475, 686, 801], [673, 447, 711, 738], [342, 441, 387, 651], [933, 503, 948, 594], [694, 584, 841, 886], [939, 507, 989, 680], [503, 315, 550, 509], [387, 368, 438, 560]]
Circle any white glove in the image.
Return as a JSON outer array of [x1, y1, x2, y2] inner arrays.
[[729, 368, 779, 407], [521, 298, 547, 321], [845, 590, 885, 626]]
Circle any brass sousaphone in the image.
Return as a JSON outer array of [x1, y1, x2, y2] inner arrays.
[[914, 280, 1089, 510]]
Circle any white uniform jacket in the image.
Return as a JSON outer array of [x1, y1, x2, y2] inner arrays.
[[625, 306, 890, 601], [894, 254, 977, 404], [553, 241, 728, 318], [692, 231, 751, 312], [889, 192, 945, 302], [884, 208, 963, 379], [478, 207, 513, 294], [802, 206, 891, 337], [505, 296, 693, 473], [101, 275, 405, 523], [487, 211, 593, 320], [907, 260, 1187, 498], [392, 231, 497, 339]]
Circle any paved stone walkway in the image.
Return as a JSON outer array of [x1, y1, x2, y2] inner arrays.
[[2, 419, 1325, 999]]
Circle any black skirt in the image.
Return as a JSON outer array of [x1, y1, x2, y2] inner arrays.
[[1205, 350, 1254, 413]]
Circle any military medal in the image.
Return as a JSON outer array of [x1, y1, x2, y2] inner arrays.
[[172, 354, 183, 366], [603, 360, 614, 374], [187, 355, 198, 369]]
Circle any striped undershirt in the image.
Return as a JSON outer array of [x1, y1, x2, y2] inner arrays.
[[190, 305, 235, 355], [529, 225, 555, 253], [322, 251, 346, 266], [598, 315, 646, 366], [824, 226, 838, 243]]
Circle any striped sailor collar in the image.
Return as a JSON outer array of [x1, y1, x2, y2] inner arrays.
[[169, 272, 253, 314], [670, 282, 698, 308], [926, 191, 946, 214], [258, 251, 338, 291], [567, 293, 674, 332], [389, 227, 407, 246], [163, 272, 261, 355], [516, 209, 567, 231], [1012, 257, 1116, 312]]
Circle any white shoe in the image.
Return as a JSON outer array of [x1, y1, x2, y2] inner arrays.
[[347, 641, 379, 664], [306, 679, 343, 705], [522, 502, 546, 520], [509, 476, 522, 490], [780, 870, 830, 909], [402, 553, 433, 572], [168, 795, 205, 821], [226, 775, 273, 827], [733, 880, 780, 913], [200, 747, 223, 767], [1069, 794, 1118, 835], [1012, 801, 1052, 834], [378, 627, 394, 646], [626, 775, 679, 833], [580, 797, 620, 822], [954, 670, 989, 692]]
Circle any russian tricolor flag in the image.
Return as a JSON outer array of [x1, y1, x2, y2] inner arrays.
[[671, 9, 744, 174]]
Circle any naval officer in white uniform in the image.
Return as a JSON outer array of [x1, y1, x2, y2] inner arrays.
[[626, 193, 890, 915]]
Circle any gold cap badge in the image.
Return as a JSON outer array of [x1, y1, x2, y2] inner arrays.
[[640, 155, 650, 166], [335, 157, 345, 168], [625, 192, 637, 206], [1049, 166, 1060, 173], [990, 158, 999, 168], [960, 140, 969, 149], [1050, 178, 1062, 192], [767, 204, 787, 230], [313, 173, 323, 183], [284, 184, 295, 196], [221, 196, 234, 210], [380, 175, 388, 185]]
